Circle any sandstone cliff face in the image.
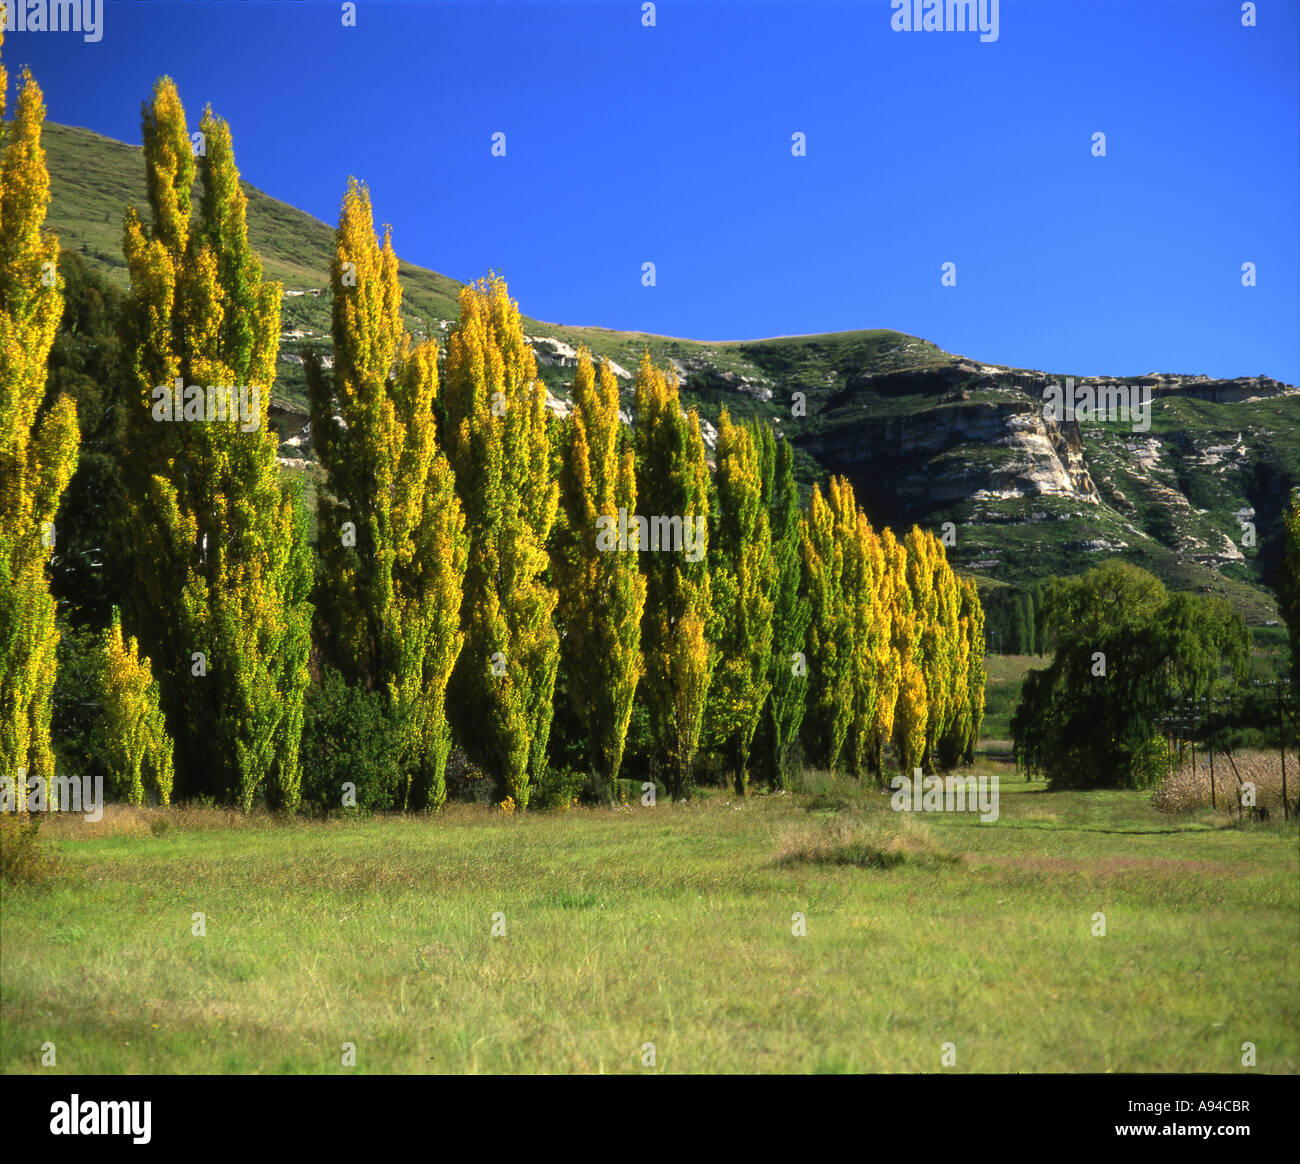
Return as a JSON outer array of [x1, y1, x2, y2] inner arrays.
[[789, 361, 1295, 520], [797, 367, 1108, 513]]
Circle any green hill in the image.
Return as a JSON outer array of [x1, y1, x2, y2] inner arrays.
[[43, 121, 1300, 633]]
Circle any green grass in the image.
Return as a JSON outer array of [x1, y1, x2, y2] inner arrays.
[[3, 766, 1296, 1074], [981, 654, 1044, 744]]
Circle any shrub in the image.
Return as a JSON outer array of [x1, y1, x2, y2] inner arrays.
[[299, 668, 405, 812], [533, 765, 586, 811], [616, 777, 666, 806], [0, 815, 59, 886], [1128, 735, 1172, 790]]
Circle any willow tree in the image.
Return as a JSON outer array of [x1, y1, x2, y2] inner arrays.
[[0, 39, 78, 811], [634, 353, 714, 798], [443, 275, 558, 809], [96, 608, 174, 806], [120, 80, 312, 810], [754, 425, 809, 790], [707, 410, 773, 794], [554, 346, 645, 799], [306, 180, 468, 810]]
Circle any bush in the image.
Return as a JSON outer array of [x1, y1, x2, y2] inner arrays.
[[615, 776, 666, 806], [0, 815, 59, 886], [532, 765, 587, 811], [1128, 735, 1172, 790], [300, 668, 405, 812]]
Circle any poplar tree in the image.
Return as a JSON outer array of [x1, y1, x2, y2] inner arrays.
[[95, 608, 174, 806], [800, 478, 854, 771], [120, 80, 312, 810], [634, 353, 713, 798], [868, 527, 905, 776], [1280, 491, 1300, 683], [755, 426, 809, 789], [0, 39, 78, 811], [443, 275, 558, 809], [306, 180, 468, 809], [904, 527, 961, 771], [707, 411, 773, 794], [957, 576, 986, 763], [843, 511, 887, 778], [554, 346, 645, 799]]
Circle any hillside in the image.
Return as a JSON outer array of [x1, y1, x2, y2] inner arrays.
[[45, 121, 1300, 627]]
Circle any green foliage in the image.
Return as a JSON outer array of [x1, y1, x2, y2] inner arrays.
[[754, 427, 810, 789], [1278, 490, 1300, 682], [1129, 735, 1172, 791], [634, 353, 715, 799], [44, 250, 127, 629], [531, 764, 587, 812], [306, 180, 468, 811], [0, 53, 79, 811], [705, 411, 774, 794], [444, 276, 559, 809], [553, 347, 645, 797], [1011, 561, 1249, 788], [119, 79, 312, 811], [94, 607, 174, 806], [300, 667, 405, 813]]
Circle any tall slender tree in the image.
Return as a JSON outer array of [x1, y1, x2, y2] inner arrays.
[[706, 411, 773, 794], [120, 81, 312, 809], [306, 180, 468, 809], [554, 346, 645, 799], [843, 511, 887, 778], [904, 527, 961, 771], [1280, 490, 1300, 683], [755, 426, 809, 789], [800, 478, 854, 772], [0, 36, 78, 811], [634, 353, 713, 798], [956, 576, 986, 764], [443, 275, 558, 809]]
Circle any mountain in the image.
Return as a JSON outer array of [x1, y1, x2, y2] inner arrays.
[[44, 122, 1300, 631]]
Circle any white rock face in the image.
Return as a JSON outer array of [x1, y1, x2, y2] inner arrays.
[[696, 415, 718, 450], [544, 389, 571, 419]]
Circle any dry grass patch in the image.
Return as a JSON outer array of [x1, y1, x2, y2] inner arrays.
[[1153, 749, 1298, 817], [775, 814, 959, 870]]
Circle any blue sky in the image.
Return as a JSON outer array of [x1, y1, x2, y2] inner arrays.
[[9, 0, 1300, 380]]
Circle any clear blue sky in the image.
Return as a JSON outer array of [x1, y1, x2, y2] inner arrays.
[[10, 0, 1300, 381]]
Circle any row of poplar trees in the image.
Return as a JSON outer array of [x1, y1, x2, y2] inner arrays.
[[1, 67, 985, 814]]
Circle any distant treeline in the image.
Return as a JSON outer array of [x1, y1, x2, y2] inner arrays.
[[981, 583, 1046, 657]]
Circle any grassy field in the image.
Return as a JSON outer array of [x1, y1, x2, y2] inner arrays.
[[978, 653, 1043, 746], [2, 763, 1296, 1075]]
